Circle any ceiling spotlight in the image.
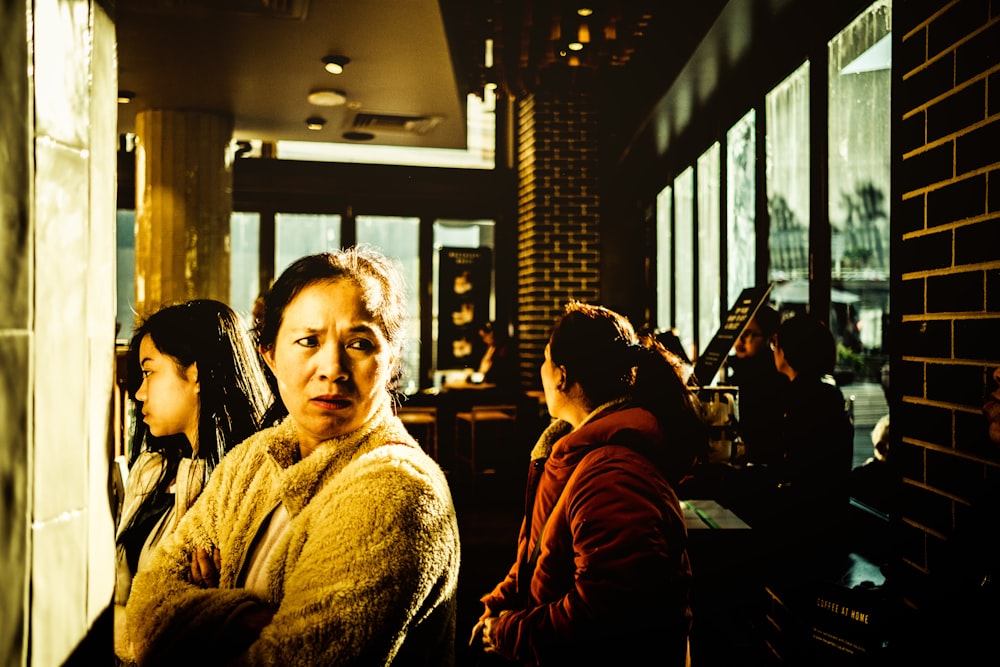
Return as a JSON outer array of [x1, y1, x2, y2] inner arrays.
[[577, 7, 594, 17], [307, 89, 348, 107], [567, 41, 584, 51], [322, 54, 351, 75], [305, 116, 327, 130], [118, 90, 136, 104]]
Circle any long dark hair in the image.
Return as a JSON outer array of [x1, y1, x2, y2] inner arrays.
[[254, 246, 409, 424], [118, 299, 271, 571], [548, 301, 706, 481]]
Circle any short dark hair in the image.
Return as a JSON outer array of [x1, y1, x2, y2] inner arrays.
[[775, 314, 837, 379]]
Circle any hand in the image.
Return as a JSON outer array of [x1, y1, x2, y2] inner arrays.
[[190, 546, 221, 588], [480, 610, 510, 654]]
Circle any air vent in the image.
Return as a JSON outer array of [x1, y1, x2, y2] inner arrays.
[[348, 112, 443, 135]]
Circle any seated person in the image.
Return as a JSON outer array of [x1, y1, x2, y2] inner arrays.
[[474, 320, 522, 399], [725, 305, 788, 462], [758, 314, 854, 574]]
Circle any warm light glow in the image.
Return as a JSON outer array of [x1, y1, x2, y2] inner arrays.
[[305, 116, 326, 130], [577, 24, 591, 43], [118, 90, 135, 104], [568, 42, 584, 51], [307, 89, 347, 107], [577, 7, 593, 17], [322, 55, 350, 75]]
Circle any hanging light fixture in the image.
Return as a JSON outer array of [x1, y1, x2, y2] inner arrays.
[[322, 54, 351, 74]]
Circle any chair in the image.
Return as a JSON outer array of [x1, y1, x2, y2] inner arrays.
[[397, 405, 439, 460], [454, 404, 518, 476]]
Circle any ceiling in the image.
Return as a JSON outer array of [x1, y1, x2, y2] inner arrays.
[[116, 0, 470, 149], [115, 0, 729, 152]]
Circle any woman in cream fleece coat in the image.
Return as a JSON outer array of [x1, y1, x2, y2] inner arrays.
[[127, 247, 460, 666]]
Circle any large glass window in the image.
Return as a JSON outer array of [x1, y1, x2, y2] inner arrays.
[[674, 167, 695, 361], [357, 215, 421, 394], [828, 0, 891, 356], [766, 62, 811, 286], [230, 212, 260, 325], [116, 209, 136, 342], [655, 184, 672, 330], [274, 213, 342, 277], [727, 109, 757, 302], [697, 143, 722, 352]]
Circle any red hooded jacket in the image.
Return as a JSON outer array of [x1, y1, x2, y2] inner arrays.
[[481, 403, 692, 665]]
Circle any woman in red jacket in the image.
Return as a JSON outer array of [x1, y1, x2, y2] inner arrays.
[[471, 301, 705, 666]]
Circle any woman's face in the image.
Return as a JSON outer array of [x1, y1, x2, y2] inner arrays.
[[734, 318, 768, 360], [134, 334, 201, 449], [262, 279, 394, 455]]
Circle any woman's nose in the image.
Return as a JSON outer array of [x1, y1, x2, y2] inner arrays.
[[316, 341, 348, 380]]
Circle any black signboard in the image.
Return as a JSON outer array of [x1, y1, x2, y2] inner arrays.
[[690, 284, 774, 387], [437, 247, 492, 369]]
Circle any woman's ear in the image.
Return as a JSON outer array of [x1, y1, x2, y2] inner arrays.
[[186, 362, 200, 392], [260, 345, 277, 374], [557, 365, 567, 391]]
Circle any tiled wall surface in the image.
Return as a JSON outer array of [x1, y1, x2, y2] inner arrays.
[[1, 1, 117, 665], [516, 91, 601, 382], [894, 0, 1000, 608]]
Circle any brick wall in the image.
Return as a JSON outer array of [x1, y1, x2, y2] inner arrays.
[[516, 90, 602, 388], [894, 0, 1000, 608]]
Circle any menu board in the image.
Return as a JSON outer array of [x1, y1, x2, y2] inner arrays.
[[437, 246, 492, 369], [690, 284, 774, 387]]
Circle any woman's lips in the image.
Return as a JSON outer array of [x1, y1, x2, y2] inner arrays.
[[311, 395, 350, 410]]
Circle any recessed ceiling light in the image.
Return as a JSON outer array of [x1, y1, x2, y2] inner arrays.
[[322, 54, 350, 75], [118, 90, 136, 103], [577, 8, 593, 17], [305, 116, 327, 130], [568, 42, 584, 51], [307, 89, 347, 107]]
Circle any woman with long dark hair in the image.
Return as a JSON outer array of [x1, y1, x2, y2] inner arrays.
[[114, 299, 271, 663], [471, 301, 706, 666]]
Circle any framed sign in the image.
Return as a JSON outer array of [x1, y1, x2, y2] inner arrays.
[[690, 284, 774, 387], [437, 247, 492, 369]]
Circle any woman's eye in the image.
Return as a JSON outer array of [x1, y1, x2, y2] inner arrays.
[[347, 338, 375, 352], [141, 370, 152, 378]]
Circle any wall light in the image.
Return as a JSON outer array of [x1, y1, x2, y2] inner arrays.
[[322, 54, 351, 74], [305, 116, 327, 130], [118, 90, 136, 103]]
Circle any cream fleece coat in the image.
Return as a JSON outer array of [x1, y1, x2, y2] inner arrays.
[[127, 402, 461, 666]]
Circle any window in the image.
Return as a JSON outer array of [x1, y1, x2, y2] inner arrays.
[[116, 209, 136, 342], [727, 109, 757, 302], [766, 61, 811, 286], [274, 213, 342, 277], [828, 0, 891, 355], [655, 184, 673, 329], [230, 212, 260, 325], [356, 215, 421, 394], [697, 143, 722, 352], [674, 167, 695, 361]]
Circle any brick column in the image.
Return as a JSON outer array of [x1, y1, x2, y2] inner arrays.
[[134, 109, 234, 318], [516, 90, 601, 388]]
